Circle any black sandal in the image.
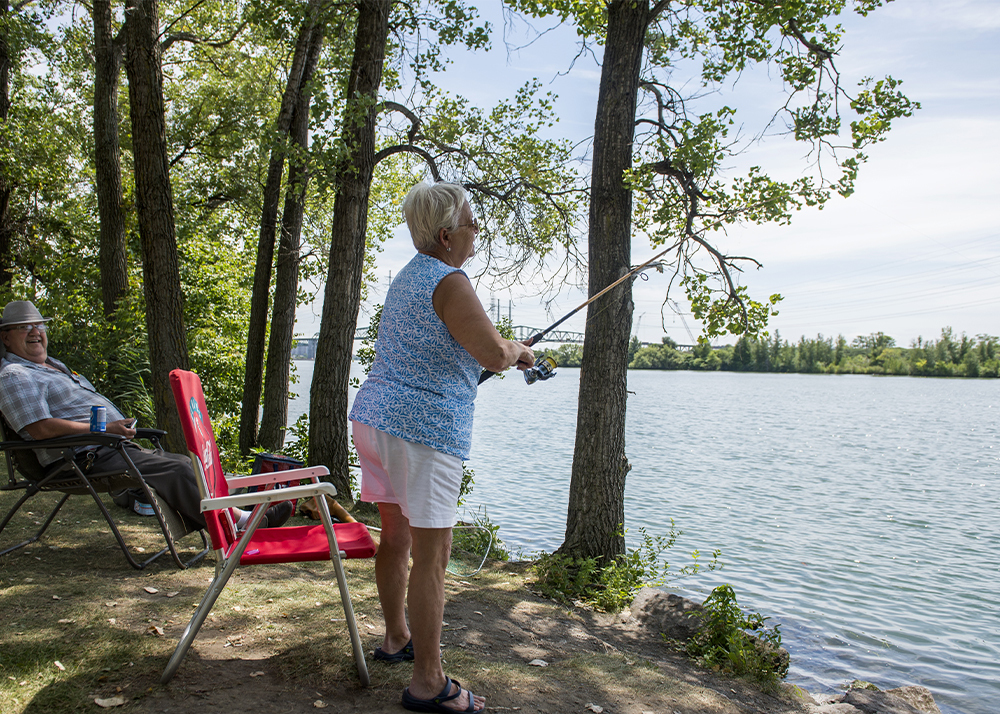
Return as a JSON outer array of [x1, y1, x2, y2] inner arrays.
[[402, 677, 482, 713], [374, 639, 414, 663]]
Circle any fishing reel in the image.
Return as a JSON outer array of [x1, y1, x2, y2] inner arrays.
[[524, 355, 557, 385]]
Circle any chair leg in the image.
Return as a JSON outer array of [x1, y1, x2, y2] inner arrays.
[[0, 490, 70, 557], [142, 483, 210, 569], [315, 494, 370, 687], [161, 508, 266, 684], [331, 551, 370, 687], [78, 472, 153, 570]]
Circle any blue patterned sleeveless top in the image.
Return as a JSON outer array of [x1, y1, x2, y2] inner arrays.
[[349, 252, 481, 459]]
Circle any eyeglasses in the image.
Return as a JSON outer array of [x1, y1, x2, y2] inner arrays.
[[457, 219, 480, 233], [3, 323, 48, 333]]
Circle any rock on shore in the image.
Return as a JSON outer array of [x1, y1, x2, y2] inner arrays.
[[631, 588, 942, 714]]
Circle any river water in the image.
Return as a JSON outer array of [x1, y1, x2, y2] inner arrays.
[[289, 362, 1000, 714]]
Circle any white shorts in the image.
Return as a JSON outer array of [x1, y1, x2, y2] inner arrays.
[[351, 421, 462, 529]]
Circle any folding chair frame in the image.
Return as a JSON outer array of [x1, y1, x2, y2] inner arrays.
[[160, 468, 370, 685], [0, 423, 209, 570], [161, 369, 375, 686]]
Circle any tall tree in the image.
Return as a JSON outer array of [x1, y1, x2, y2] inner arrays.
[[258, 22, 325, 452], [562, 0, 647, 560], [306, 0, 578, 498], [92, 0, 129, 317], [238, 0, 325, 455], [123, 0, 189, 452], [511, 0, 917, 561], [309, 0, 391, 497], [0, 0, 15, 289]]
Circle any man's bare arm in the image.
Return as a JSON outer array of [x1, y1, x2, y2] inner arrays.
[[23, 418, 136, 440]]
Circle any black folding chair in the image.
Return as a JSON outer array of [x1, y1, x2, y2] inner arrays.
[[0, 413, 209, 570]]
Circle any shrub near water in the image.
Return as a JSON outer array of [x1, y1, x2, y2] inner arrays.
[[685, 584, 787, 687], [532, 523, 720, 613]]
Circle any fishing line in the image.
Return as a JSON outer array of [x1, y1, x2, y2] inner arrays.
[[479, 241, 681, 385]]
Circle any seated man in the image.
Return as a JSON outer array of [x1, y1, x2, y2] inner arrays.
[[0, 300, 291, 532]]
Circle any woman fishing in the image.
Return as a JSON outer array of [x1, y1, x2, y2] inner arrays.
[[349, 181, 534, 713]]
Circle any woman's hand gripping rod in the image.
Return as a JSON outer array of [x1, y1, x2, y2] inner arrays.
[[477, 242, 679, 385]]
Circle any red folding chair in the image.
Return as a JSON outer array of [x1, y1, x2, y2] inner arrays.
[[160, 369, 376, 685]]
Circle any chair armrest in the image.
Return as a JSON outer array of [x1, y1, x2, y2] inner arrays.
[[0, 432, 127, 451], [135, 428, 167, 440], [226, 466, 331, 490], [201, 481, 339, 512]]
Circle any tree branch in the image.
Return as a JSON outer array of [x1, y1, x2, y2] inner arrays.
[[160, 18, 249, 54], [373, 143, 440, 180]]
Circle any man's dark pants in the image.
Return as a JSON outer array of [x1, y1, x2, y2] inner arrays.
[[86, 444, 207, 530]]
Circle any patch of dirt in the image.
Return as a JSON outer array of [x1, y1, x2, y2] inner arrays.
[[137, 564, 807, 714]]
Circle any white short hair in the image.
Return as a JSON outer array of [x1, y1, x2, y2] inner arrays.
[[402, 182, 467, 251]]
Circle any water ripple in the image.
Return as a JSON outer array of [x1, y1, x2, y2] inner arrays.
[[464, 369, 1000, 714]]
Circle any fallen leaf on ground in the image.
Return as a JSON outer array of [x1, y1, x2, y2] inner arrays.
[[143, 586, 158, 594], [105, 602, 116, 607], [250, 671, 266, 677], [146, 625, 164, 637], [313, 700, 329, 708], [166, 591, 179, 598], [585, 704, 603, 713], [53, 661, 65, 671], [528, 659, 548, 667], [94, 696, 126, 708], [57, 619, 74, 624]]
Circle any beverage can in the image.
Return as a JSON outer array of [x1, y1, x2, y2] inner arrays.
[[90, 406, 107, 432]]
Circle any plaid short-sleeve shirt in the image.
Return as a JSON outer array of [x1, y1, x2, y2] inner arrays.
[[0, 352, 125, 465]]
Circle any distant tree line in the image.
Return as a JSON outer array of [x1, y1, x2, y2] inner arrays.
[[540, 328, 1000, 378]]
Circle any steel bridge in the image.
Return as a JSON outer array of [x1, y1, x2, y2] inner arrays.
[[290, 327, 698, 358]]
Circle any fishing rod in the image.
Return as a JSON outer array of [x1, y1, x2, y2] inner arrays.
[[479, 241, 680, 385]]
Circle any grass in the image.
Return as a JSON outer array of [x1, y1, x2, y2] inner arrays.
[[1, 479, 802, 714], [0, 485, 385, 712]]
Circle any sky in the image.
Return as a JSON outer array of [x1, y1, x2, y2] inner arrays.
[[296, 0, 1000, 349]]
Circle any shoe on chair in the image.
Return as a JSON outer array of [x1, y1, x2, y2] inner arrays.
[[260, 501, 293, 529]]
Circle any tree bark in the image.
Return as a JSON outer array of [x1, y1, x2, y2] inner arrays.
[[258, 26, 324, 452], [123, 0, 189, 452], [0, 0, 13, 289], [93, 0, 129, 317], [560, 0, 648, 561], [238, 4, 322, 455], [309, 0, 390, 498]]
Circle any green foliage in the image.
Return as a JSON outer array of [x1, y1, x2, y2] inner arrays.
[[539, 343, 584, 368], [683, 273, 782, 341], [625, 328, 1000, 379], [453, 506, 511, 564], [354, 304, 384, 381], [511, 0, 917, 343], [686, 584, 787, 686], [281, 413, 311, 464], [458, 461, 475, 506], [532, 523, 720, 613]]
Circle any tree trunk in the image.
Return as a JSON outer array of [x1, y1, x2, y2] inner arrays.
[[560, 0, 648, 561], [258, 26, 324, 452], [0, 0, 13, 289], [93, 0, 129, 317], [123, 0, 188, 452], [309, 0, 390, 498], [238, 5, 322, 455]]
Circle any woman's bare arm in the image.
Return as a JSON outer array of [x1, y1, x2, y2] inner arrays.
[[432, 272, 534, 373]]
